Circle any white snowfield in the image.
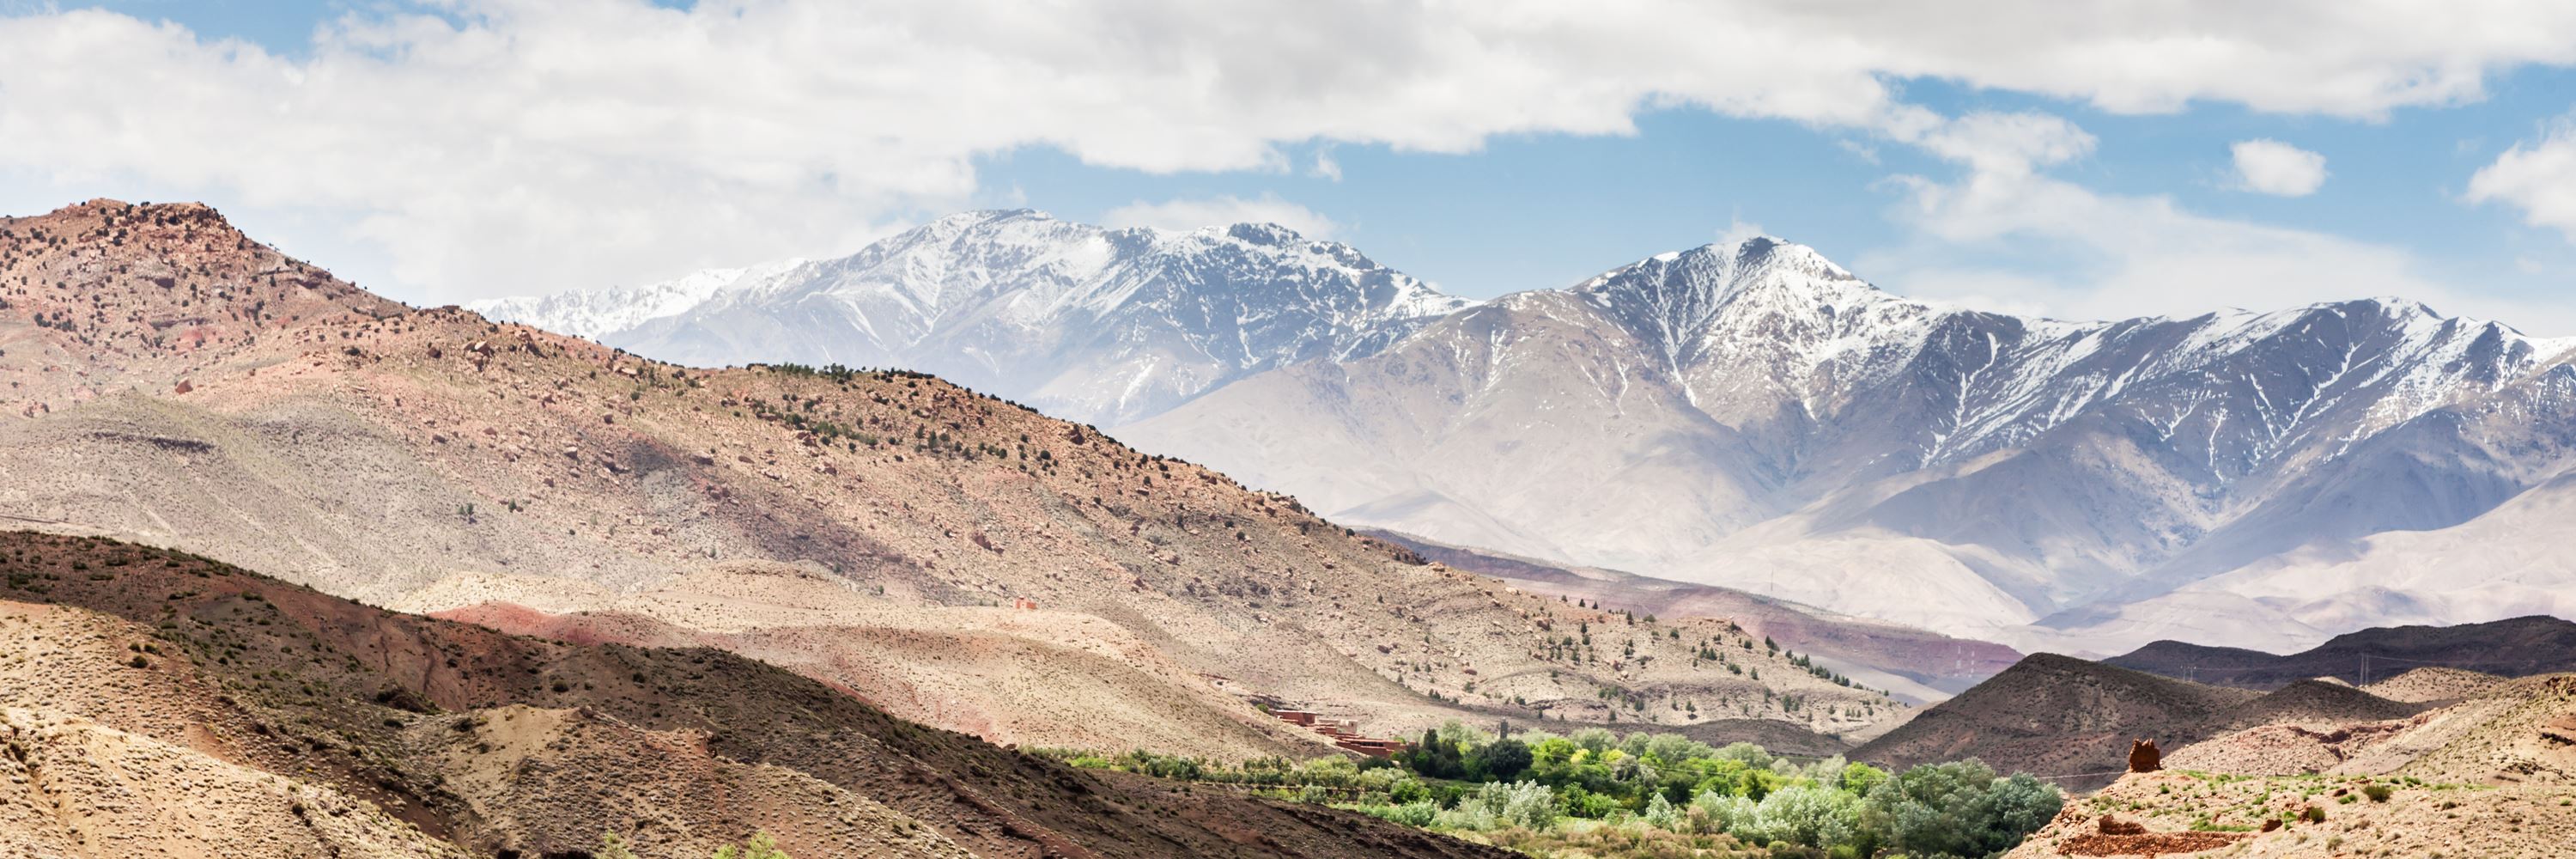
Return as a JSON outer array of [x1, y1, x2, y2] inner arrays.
[[483, 215, 2576, 656]]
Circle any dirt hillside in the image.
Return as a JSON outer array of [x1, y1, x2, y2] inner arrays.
[[0, 530, 1515, 858], [2003, 770, 2573, 858], [1850, 653, 2464, 790], [1911, 654, 2576, 856]]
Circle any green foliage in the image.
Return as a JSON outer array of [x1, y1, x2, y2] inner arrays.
[[1862, 760, 2061, 859], [1468, 737, 1533, 782], [1043, 728, 2056, 859], [1360, 800, 1438, 827], [1750, 783, 1838, 847], [1837, 761, 1890, 796], [712, 831, 790, 859], [597, 833, 641, 859]]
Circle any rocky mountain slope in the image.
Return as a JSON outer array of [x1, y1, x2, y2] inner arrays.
[[0, 530, 1515, 859], [1851, 654, 2268, 789], [1121, 235, 2576, 654], [2107, 615, 2576, 691], [472, 213, 2576, 658], [473, 210, 1472, 425], [0, 199, 1894, 763], [1843, 650, 2505, 789]]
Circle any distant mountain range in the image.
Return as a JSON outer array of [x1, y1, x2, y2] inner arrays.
[[2106, 615, 2576, 690], [477, 210, 2576, 656], [474, 210, 1468, 425]]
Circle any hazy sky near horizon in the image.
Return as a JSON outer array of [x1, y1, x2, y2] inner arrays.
[[7, 1, 2576, 333]]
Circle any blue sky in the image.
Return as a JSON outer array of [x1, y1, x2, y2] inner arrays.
[[7, 1, 2576, 332]]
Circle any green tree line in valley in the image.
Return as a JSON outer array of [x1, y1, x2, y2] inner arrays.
[[1048, 722, 2060, 859]]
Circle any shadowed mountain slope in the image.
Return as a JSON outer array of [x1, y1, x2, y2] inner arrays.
[[2106, 615, 2576, 690], [0, 530, 1514, 859], [1851, 652, 2450, 790]]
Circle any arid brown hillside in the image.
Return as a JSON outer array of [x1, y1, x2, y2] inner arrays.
[[0, 198, 1898, 758], [1850, 653, 2450, 790], [2002, 769, 2575, 858], [0, 531, 1515, 859], [2006, 671, 2576, 857]]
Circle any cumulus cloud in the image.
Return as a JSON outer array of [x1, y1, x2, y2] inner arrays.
[[1879, 108, 2098, 175], [2230, 139, 2330, 196], [1866, 127, 2576, 335], [2467, 119, 2576, 241], [1103, 193, 1341, 238], [5, 1, 2576, 302]]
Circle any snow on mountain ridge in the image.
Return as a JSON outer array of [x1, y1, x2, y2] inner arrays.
[[477, 208, 1476, 423], [467, 258, 805, 339], [1566, 241, 2573, 477], [1118, 235, 2576, 655]]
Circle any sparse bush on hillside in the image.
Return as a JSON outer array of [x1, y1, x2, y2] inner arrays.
[[713, 832, 790, 859], [597, 833, 641, 859]]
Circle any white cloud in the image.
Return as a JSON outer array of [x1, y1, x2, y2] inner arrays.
[[2467, 119, 2576, 241], [1716, 217, 1771, 247], [1878, 108, 2098, 176], [2229, 139, 2330, 196], [1311, 149, 1343, 182], [1862, 123, 2576, 336], [3, 2, 2575, 302], [1103, 193, 1340, 238]]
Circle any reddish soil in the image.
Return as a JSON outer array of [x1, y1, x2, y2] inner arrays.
[[2055, 831, 2247, 856], [0, 531, 1515, 859]]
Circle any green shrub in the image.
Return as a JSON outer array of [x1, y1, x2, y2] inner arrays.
[[1362, 801, 1437, 827], [713, 832, 790, 859]]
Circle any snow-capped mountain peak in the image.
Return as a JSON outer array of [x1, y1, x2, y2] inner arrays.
[[467, 257, 805, 339], [1117, 233, 2576, 657], [476, 210, 1476, 423]]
